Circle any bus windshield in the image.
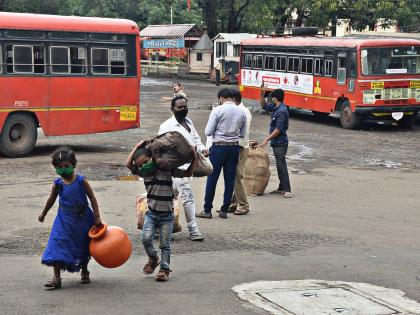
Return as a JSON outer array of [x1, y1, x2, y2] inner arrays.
[[361, 46, 420, 75]]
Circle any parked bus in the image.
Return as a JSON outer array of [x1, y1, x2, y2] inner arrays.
[[240, 35, 420, 129], [0, 12, 140, 157]]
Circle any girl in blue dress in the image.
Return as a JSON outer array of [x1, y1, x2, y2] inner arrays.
[[38, 146, 102, 289]]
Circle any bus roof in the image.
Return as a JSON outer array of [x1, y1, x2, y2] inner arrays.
[[0, 12, 139, 34], [241, 36, 420, 49]]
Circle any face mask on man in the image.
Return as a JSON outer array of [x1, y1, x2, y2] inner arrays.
[[174, 108, 188, 122]]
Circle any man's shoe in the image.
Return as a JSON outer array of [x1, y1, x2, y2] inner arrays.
[[217, 207, 235, 213], [196, 211, 212, 219], [269, 189, 285, 195], [234, 208, 249, 215], [219, 212, 228, 219], [188, 227, 204, 241]]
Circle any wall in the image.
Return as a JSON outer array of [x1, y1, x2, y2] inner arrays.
[[190, 51, 212, 74]]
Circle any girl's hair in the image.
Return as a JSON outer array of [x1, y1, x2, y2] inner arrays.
[[52, 146, 77, 167]]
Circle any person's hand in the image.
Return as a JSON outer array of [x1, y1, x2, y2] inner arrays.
[[260, 139, 269, 147], [38, 213, 46, 223], [94, 215, 103, 227], [260, 82, 267, 94], [201, 149, 209, 157]]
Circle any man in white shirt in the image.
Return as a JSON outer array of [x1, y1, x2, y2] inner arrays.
[[158, 95, 207, 241], [173, 82, 187, 99], [229, 90, 252, 215]]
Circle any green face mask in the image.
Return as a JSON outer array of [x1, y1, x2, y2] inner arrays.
[[56, 166, 75, 177], [139, 160, 157, 176]]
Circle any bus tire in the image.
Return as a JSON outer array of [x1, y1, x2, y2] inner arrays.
[[0, 113, 37, 157], [339, 102, 360, 129], [398, 115, 415, 129]]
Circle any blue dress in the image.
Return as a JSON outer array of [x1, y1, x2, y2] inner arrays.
[[42, 175, 95, 272]]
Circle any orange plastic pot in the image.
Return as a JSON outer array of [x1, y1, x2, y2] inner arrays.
[[88, 224, 132, 268]]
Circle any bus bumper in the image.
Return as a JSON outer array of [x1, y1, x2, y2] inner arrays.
[[355, 105, 420, 114]]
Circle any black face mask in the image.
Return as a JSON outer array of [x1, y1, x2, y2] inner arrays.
[[174, 108, 188, 122]]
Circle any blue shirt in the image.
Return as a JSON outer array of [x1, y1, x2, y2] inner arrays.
[[263, 103, 289, 146], [205, 101, 246, 143]]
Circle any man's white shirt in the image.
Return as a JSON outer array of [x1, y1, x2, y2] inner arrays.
[[159, 116, 206, 170]]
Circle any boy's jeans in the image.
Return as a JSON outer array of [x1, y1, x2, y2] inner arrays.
[[141, 210, 174, 271], [173, 177, 198, 229]]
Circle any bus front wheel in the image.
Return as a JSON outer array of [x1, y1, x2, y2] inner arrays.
[[0, 113, 37, 157], [340, 103, 360, 129]]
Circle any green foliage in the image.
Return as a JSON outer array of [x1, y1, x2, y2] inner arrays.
[[0, 0, 418, 34]]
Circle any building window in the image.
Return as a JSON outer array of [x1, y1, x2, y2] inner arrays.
[[288, 56, 300, 73], [325, 59, 333, 76], [216, 41, 227, 58], [314, 58, 323, 75], [233, 45, 240, 57], [92, 47, 126, 75], [7, 44, 45, 74], [253, 55, 263, 69], [264, 56, 275, 70], [275, 56, 286, 72], [242, 54, 252, 68], [196, 52, 203, 61], [301, 57, 314, 74]]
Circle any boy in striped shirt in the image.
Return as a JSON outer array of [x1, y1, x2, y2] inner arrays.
[[126, 141, 196, 282]]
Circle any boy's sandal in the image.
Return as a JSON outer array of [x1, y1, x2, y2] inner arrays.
[[143, 257, 160, 275], [81, 271, 90, 284], [44, 277, 61, 289], [155, 270, 171, 282], [283, 192, 293, 198]]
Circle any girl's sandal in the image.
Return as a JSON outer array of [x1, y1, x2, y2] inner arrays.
[[143, 257, 160, 274], [44, 277, 61, 289], [81, 271, 90, 284]]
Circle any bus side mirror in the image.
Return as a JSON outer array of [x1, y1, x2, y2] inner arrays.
[[348, 79, 355, 92], [337, 68, 346, 85]]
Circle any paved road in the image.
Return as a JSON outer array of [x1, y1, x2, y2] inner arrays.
[[0, 77, 419, 314]]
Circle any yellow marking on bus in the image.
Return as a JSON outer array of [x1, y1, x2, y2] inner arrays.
[[410, 81, 420, 89], [371, 82, 384, 89], [0, 105, 136, 113]]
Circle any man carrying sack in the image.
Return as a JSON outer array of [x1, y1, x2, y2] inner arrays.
[[158, 95, 207, 241], [229, 89, 252, 215]]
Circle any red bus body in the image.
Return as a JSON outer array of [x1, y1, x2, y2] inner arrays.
[[0, 12, 140, 157], [240, 36, 420, 129]]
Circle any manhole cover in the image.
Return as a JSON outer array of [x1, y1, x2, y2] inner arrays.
[[232, 280, 420, 315]]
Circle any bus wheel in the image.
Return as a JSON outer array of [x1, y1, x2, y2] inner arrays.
[[0, 113, 37, 157], [340, 103, 360, 129], [398, 115, 415, 129]]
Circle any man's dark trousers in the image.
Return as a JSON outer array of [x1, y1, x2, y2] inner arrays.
[[204, 144, 240, 213], [272, 144, 291, 192]]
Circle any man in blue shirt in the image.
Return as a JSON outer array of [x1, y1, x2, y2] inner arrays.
[[197, 88, 247, 219], [259, 86, 292, 198]]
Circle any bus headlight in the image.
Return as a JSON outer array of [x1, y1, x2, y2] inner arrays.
[[363, 91, 376, 104]]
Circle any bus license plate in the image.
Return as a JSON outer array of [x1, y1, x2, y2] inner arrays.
[[120, 106, 137, 121]]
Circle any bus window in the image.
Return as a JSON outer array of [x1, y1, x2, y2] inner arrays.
[[325, 59, 333, 76], [301, 57, 313, 74], [253, 55, 263, 69], [275, 56, 286, 71], [264, 56, 275, 70], [349, 51, 357, 77], [11, 45, 33, 73], [110, 48, 126, 75], [314, 58, 323, 75], [0, 45, 2, 73], [51, 46, 70, 73], [70, 47, 87, 74], [92, 48, 110, 74], [288, 57, 300, 73], [242, 54, 252, 68], [90, 33, 125, 42]]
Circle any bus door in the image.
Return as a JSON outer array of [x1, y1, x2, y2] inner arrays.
[[336, 50, 356, 108]]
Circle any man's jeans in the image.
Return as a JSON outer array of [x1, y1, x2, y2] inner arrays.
[[173, 177, 198, 229], [272, 144, 291, 192], [141, 211, 174, 271], [204, 145, 240, 213]]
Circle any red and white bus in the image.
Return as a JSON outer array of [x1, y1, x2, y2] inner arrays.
[[239, 35, 420, 129], [0, 12, 140, 157]]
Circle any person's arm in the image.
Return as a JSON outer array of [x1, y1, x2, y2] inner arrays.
[[239, 113, 246, 139], [83, 179, 102, 226], [125, 141, 145, 173], [191, 125, 207, 155], [261, 112, 286, 147], [205, 108, 218, 137], [259, 83, 268, 110], [173, 148, 197, 178], [38, 184, 59, 222]]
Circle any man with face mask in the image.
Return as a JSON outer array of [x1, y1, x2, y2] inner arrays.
[[158, 96, 207, 241], [197, 88, 247, 219]]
